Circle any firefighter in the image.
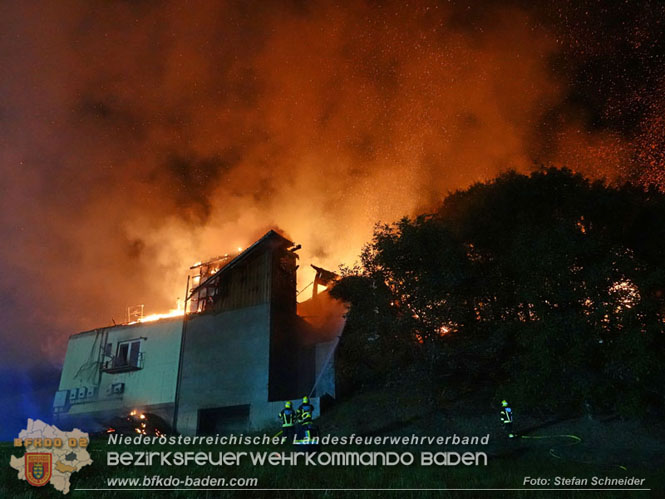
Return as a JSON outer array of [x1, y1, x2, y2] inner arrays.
[[500, 400, 515, 438], [278, 401, 296, 441], [297, 396, 314, 424], [294, 418, 320, 453]]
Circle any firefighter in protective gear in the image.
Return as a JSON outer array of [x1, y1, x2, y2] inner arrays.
[[500, 400, 515, 438], [294, 418, 320, 453], [297, 396, 314, 424], [278, 401, 296, 440]]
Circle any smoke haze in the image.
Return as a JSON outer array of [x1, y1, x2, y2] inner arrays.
[[1, 0, 664, 371]]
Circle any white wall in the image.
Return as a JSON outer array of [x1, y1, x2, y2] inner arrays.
[[57, 317, 183, 418]]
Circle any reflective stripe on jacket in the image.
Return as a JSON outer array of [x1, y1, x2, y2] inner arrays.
[[298, 403, 314, 420], [279, 408, 296, 427], [500, 408, 513, 423]]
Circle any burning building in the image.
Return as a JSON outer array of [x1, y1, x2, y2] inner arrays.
[[52, 230, 343, 435]]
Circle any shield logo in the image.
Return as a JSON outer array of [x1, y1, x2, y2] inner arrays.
[[25, 453, 52, 487], [33, 463, 44, 479]]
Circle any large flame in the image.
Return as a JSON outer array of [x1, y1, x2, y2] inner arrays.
[[132, 309, 185, 325]]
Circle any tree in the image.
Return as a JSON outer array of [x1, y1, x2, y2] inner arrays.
[[332, 168, 665, 416]]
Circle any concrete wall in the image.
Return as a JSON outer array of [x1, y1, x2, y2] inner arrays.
[[175, 304, 271, 435], [56, 317, 183, 424], [314, 339, 337, 398]]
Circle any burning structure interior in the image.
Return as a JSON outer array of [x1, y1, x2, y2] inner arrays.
[[53, 230, 343, 435]]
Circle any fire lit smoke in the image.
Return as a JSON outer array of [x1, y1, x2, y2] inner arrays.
[[1, 0, 664, 368]]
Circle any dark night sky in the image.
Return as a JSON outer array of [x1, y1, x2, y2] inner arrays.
[[1, 1, 664, 427]]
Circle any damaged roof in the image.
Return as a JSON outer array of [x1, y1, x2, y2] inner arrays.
[[188, 229, 294, 297]]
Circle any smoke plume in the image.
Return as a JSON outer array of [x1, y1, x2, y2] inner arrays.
[[1, 0, 664, 369]]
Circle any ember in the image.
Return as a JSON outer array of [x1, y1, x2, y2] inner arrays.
[[100, 411, 171, 437]]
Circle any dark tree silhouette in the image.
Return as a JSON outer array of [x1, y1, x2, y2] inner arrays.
[[332, 168, 665, 416]]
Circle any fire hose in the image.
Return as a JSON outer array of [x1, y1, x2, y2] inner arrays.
[[520, 433, 627, 471]]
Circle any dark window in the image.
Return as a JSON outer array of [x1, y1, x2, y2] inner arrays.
[[117, 343, 129, 364], [128, 341, 140, 366], [114, 340, 142, 368]]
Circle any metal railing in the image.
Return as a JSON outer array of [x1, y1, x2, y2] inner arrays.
[[101, 352, 145, 373]]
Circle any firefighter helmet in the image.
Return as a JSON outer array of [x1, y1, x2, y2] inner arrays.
[[303, 396, 309, 404], [501, 400, 508, 407], [285, 401, 292, 408]]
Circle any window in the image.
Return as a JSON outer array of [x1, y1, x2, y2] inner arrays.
[[103, 339, 144, 372], [116, 340, 141, 367]]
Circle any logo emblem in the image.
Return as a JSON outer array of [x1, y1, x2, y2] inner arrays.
[[25, 453, 52, 487]]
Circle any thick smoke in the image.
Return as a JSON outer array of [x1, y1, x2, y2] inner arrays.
[[1, 0, 663, 370]]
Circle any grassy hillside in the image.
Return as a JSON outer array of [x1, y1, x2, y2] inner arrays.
[[2, 386, 664, 497]]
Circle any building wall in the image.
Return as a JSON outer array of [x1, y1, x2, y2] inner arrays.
[[55, 231, 335, 434], [268, 248, 299, 401], [175, 304, 271, 435], [55, 317, 182, 424], [314, 339, 337, 399], [190, 249, 272, 314]]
